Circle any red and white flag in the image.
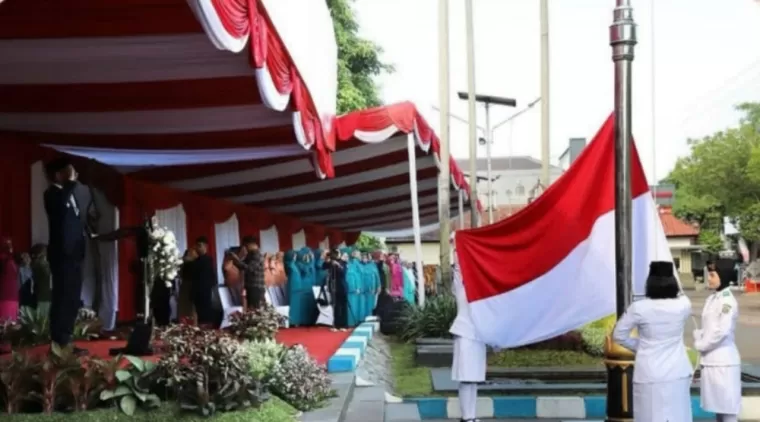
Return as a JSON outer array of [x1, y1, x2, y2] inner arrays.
[[454, 115, 673, 348]]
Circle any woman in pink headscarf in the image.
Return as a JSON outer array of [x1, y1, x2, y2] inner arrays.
[[0, 237, 19, 321], [388, 253, 404, 297]]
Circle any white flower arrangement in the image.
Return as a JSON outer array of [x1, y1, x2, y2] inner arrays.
[[148, 224, 183, 288]]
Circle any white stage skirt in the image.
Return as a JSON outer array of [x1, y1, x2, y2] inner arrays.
[[701, 365, 742, 414], [451, 335, 486, 383], [633, 377, 692, 422]]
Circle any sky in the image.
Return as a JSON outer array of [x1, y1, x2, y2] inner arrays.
[[352, 0, 760, 183]]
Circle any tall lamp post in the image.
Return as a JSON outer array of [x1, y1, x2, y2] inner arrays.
[[605, 0, 637, 421], [457, 93, 516, 224]]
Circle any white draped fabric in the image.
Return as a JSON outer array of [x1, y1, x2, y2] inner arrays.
[[155, 205, 188, 321], [72, 184, 95, 307], [406, 133, 425, 307], [319, 236, 329, 250], [292, 229, 306, 250], [155, 205, 189, 257], [259, 0, 337, 136], [214, 214, 240, 284], [90, 189, 119, 330], [259, 226, 279, 253]]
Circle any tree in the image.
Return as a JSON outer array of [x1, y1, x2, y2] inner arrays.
[[354, 233, 384, 251], [327, 0, 393, 114], [325, 1, 392, 250], [669, 102, 760, 258]]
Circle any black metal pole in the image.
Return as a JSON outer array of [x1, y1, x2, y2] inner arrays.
[[606, 1, 637, 421]]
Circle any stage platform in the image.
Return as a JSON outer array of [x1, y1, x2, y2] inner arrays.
[[3, 326, 353, 366]]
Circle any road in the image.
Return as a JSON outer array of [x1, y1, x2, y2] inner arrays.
[[684, 289, 760, 364]]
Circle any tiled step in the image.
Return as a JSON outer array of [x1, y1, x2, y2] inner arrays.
[[300, 373, 355, 422], [341, 385, 385, 422]]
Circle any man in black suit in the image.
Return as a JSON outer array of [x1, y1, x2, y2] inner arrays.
[[44, 158, 87, 354], [192, 236, 217, 326]]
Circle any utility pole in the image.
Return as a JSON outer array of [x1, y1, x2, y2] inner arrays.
[[540, 0, 551, 187], [464, 0, 478, 229], [437, 0, 452, 291], [605, 0, 637, 421]]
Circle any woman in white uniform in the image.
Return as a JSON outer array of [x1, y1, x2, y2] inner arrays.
[[613, 261, 693, 422], [694, 261, 741, 422], [449, 232, 486, 422]]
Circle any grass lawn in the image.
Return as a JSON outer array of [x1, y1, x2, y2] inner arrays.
[[389, 340, 602, 397], [390, 341, 436, 397], [3, 397, 298, 422]]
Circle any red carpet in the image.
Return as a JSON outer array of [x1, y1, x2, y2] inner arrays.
[[4, 327, 351, 366], [275, 326, 352, 365]]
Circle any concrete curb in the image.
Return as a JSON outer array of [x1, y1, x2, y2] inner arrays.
[[405, 395, 760, 420], [326, 320, 379, 373]]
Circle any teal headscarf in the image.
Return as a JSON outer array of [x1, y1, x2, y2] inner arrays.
[[314, 248, 327, 286], [297, 247, 315, 286], [284, 250, 301, 286]]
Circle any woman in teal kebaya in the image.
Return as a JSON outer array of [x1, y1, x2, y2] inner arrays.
[[344, 248, 363, 327]]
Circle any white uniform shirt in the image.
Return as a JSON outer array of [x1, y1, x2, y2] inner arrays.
[[613, 295, 694, 383], [448, 248, 480, 341], [695, 289, 740, 366]]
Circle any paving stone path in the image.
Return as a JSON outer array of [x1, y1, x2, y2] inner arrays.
[[355, 333, 394, 392]]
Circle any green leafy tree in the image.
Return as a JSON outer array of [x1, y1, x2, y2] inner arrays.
[[669, 102, 760, 258], [327, 0, 393, 114], [354, 233, 384, 251]]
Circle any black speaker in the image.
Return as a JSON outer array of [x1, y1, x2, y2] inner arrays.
[[109, 320, 154, 356], [379, 297, 408, 336]]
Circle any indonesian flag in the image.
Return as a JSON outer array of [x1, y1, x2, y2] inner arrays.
[[454, 115, 673, 348]]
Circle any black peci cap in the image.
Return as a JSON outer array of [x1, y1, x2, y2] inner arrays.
[[649, 261, 674, 278], [44, 157, 72, 179]]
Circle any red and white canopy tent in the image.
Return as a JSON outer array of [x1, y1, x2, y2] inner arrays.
[[0, 0, 474, 320]]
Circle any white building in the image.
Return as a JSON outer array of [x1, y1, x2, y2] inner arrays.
[[455, 156, 564, 209]]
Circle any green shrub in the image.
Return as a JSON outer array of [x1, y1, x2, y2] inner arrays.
[[397, 294, 457, 342], [8, 307, 100, 347], [227, 306, 284, 342], [242, 340, 285, 382], [99, 356, 161, 416], [269, 345, 332, 411], [579, 326, 607, 357], [585, 314, 616, 332], [579, 314, 616, 357], [156, 327, 264, 417]]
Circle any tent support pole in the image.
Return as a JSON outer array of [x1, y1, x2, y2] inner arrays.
[[407, 134, 425, 307]]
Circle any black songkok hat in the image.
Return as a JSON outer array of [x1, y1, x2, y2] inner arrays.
[[44, 157, 72, 178], [648, 261, 674, 278]]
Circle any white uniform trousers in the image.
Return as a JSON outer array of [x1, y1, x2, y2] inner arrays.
[[633, 376, 692, 422], [451, 335, 486, 382], [701, 365, 742, 415]]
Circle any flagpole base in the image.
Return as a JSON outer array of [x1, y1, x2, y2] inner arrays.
[[604, 335, 635, 422]]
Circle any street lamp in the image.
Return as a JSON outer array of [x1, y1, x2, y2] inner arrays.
[[432, 98, 540, 223], [459, 93, 517, 224]]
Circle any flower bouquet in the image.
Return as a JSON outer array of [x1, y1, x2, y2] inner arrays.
[[147, 224, 183, 289]]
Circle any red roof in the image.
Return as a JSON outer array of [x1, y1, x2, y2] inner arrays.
[[659, 207, 700, 237]]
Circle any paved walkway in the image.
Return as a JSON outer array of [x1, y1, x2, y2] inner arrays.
[[685, 290, 760, 363]]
